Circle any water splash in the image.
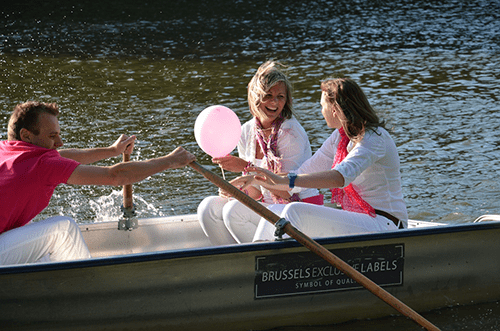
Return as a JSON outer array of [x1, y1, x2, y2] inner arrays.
[[89, 190, 165, 223]]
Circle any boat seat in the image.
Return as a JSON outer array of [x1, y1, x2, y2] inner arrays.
[[474, 214, 500, 223]]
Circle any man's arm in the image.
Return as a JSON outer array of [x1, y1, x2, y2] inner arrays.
[[66, 146, 195, 186], [59, 135, 136, 165]]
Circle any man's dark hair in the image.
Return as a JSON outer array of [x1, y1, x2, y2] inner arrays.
[[8, 101, 59, 141]]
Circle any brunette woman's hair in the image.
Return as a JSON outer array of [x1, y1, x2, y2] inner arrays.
[[321, 78, 385, 142]]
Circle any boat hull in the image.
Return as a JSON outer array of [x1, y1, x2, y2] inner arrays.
[[1, 216, 499, 330]]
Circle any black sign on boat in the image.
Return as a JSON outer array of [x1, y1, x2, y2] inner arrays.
[[254, 244, 404, 299]]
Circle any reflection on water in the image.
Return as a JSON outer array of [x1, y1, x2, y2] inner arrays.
[[1, 0, 499, 224], [2, 0, 500, 329]]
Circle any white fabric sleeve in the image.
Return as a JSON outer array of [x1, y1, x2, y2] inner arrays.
[[276, 118, 313, 172], [334, 130, 386, 187], [296, 130, 340, 175], [237, 119, 254, 163]]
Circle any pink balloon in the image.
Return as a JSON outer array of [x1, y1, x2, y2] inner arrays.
[[194, 105, 241, 158]]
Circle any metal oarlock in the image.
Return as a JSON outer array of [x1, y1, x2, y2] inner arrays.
[[118, 204, 137, 231], [274, 218, 290, 240]]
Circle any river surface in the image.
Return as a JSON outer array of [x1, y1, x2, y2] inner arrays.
[[1, 0, 500, 329]]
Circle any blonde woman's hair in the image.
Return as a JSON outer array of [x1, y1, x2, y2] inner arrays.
[[247, 61, 293, 120]]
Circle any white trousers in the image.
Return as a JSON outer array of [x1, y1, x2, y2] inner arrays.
[[253, 202, 399, 242], [197, 196, 268, 245], [0, 216, 92, 265]]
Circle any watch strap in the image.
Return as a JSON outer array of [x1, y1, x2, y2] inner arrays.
[[287, 173, 297, 189]]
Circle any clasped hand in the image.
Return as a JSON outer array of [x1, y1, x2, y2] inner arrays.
[[216, 166, 278, 199], [212, 155, 247, 172], [112, 134, 136, 156], [230, 166, 287, 191]]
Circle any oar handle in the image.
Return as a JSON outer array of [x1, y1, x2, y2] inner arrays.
[[122, 153, 133, 210], [188, 161, 440, 331]]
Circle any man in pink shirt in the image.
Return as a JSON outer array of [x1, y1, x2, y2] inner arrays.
[[0, 101, 196, 265]]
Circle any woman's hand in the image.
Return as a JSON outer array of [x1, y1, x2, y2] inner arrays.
[[227, 174, 259, 192], [218, 177, 263, 200], [212, 155, 247, 172], [232, 166, 289, 191], [218, 187, 232, 199]]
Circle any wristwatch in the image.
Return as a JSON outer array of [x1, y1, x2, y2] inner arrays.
[[287, 173, 297, 189]]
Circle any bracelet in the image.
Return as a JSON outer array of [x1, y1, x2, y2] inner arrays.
[[287, 193, 301, 202], [243, 161, 254, 175]]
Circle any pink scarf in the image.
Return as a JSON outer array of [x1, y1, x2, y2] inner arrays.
[[255, 117, 294, 204], [255, 116, 284, 173], [330, 127, 376, 217]]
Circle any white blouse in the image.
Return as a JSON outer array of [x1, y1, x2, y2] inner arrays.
[[238, 117, 319, 202], [294, 127, 408, 222]]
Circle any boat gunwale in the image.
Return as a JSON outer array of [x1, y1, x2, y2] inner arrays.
[[1, 220, 499, 275]]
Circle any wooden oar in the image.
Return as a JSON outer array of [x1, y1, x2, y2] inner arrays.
[[122, 153, 133, 211], [188, 161, 441, 331]]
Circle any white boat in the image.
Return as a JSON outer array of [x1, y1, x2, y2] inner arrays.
[[2, 212, 499, 331]]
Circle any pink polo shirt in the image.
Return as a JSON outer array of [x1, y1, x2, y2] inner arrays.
[[0, 141, 80, 234]]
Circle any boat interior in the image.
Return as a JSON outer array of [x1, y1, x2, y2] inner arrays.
[[80, 213, 457, 259]]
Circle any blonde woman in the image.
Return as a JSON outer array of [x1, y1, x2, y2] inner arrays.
[[197, 61, 322, 245]]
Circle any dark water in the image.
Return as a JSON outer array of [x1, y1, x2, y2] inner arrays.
[[1, 0, 500, 329], [271, 300, 500, 331]]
